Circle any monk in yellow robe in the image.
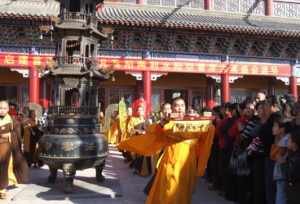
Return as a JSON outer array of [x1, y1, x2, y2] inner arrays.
[[118, 98, 215, 204], [124, 105, 152, 176], [106, 111, 122, 144]]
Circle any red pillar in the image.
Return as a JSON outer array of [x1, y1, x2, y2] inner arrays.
[[40, 79, 50, 109], [290, 76, 298, 101], [204, 0, 212, 10], [136, 0, 144, 4], [143, 71, 152, 118], [265, 0, 273, 16], [29, 66, 40, 104], [206, 78, 215, 109], [221, 73, 230, 104]]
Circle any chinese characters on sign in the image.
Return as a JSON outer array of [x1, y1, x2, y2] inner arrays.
[[0, 53, 292, 77], [0, 54, 53, 68], [99, 58, 291, 77]]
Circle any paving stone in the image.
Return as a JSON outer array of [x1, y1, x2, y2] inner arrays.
[[0, 145, 233, 204]]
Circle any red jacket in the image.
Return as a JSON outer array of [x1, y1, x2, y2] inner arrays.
[[228, 116, 248, 144]]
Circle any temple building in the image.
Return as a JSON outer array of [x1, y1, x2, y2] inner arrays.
[[1, 0, 300, 115]]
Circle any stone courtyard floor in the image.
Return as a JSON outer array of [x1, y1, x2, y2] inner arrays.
[[0, 145, 233, 204]]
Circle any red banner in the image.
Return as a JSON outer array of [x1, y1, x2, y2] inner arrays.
[[99, 57, 292, 77], [0, 53, 54, 68], [0, 53, 292, 77]]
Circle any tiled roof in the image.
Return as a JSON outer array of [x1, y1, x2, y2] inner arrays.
[[97, 3, 300, 38], [0, 0, 59, 19]]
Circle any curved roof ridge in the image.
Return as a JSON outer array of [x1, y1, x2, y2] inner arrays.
[[96, 3, 300, 38], [0, 0, 59, 18]]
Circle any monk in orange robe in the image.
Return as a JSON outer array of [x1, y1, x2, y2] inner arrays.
[[106, 111, 122, 144], [118, 97, 215, 204]]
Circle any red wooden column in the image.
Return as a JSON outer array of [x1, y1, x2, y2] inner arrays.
[[40, 79, 48, 109], [143, 71, 152, 118], [29, 66, 40, 104], [265, 0, 273, 16], [221, 73, 230, 104], [136, 0, 144, 4], [206, 78, 215, 109], [204, 0, 212, 10], [290, 76, 298, 101]]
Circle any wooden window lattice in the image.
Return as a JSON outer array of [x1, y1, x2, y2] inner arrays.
[[146, 0, 161, 5], [285, 42, 300, 58], [191, 0, 204, 8], [273, 1, 300, 17], [233, 38, 249, 55], [152, 33, 165, 51], [98, 29, 300, 60], [122, 0, 137, 3], [213, 0, 264, 15], [194, 36, 209, 53], [161, 0, 176, 7], [268, 41, 284, 58], [175, 35, 190, 52], [215, 37, 230, 54], [250, 41, 266, 56], [146, 0, 204, 8]]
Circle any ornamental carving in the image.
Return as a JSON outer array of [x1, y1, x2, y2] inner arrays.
[[52, 127, 94, 135], [101, 28, 300, 59], [61, 142, 80, 152]]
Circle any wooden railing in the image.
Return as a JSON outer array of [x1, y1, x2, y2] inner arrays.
[[57, 56, 84, 65], [56, 56, 97, 67], [61, 11, 97, 25]]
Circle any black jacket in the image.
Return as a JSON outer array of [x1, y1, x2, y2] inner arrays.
[[287, 151, 300, 203]]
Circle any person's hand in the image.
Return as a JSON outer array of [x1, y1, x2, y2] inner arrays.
[[135, 129, 146, 135], [160, 113, 171, 127]]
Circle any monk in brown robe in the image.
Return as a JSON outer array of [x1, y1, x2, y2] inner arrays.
[[22, 110, 42, 167], [0, 101, 29, 199]]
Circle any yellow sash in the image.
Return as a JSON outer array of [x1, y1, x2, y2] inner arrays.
[[118, 120, 215, 176]]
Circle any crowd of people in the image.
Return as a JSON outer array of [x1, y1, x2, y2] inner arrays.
[[206, 92, 300, 204], [1, 90, 300, 204], [106, 92, 300, 204]]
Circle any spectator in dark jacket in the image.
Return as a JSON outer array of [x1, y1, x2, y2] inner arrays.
[[287, 129, 300, 204]]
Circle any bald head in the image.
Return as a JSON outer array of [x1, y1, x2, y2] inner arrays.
[[0, 101, 9, 117]]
